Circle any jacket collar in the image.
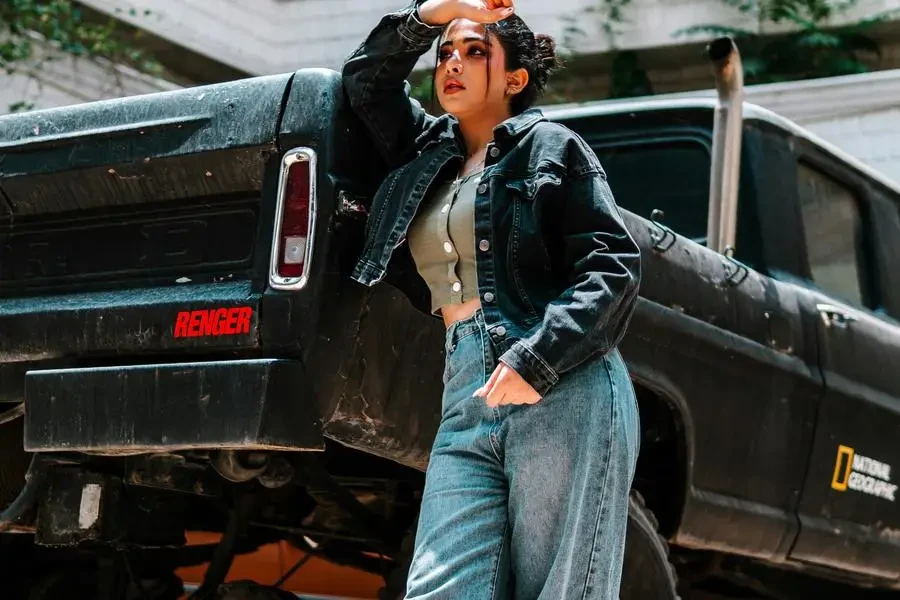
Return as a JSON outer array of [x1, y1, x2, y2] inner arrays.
[[416, 107, 547, 154], [452, 107, 546, 144], [492, 108, 546, 141]]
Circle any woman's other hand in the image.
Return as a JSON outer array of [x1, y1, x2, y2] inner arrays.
[[418, 0, 515, 27], [475, 361, 542, 407]]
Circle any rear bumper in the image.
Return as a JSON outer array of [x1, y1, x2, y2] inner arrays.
[[24, 359, 323, 453]]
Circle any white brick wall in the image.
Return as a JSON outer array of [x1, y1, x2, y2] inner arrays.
[[665, 68, 900, 184], [804, 110, 900, 182], [747, 75, 900, 185]]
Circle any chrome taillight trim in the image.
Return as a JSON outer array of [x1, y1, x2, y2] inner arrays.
[[268, 146, 317, 291]]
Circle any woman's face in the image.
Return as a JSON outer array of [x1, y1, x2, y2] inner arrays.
[[435, 19, 520, 121]]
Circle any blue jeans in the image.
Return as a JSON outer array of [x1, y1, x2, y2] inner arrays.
[[406, 310, 640, 599]]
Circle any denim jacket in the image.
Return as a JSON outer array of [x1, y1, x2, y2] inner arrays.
[[341, 2, 641, 396]]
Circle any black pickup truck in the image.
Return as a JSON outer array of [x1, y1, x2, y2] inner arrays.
[[1, 39, 899, 600]]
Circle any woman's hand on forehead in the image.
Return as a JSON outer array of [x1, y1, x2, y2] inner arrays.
[[419, 0, 515, 27]]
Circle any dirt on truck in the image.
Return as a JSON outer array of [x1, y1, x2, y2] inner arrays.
[[1, 37, 900, 600]]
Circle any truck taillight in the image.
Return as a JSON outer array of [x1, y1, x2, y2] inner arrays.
[[269, 147, 317, 290]]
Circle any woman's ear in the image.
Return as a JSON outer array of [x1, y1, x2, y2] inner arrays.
[[506, 67, 529, 96]]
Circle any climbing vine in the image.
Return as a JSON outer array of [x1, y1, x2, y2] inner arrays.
[[402, 0, 898, 105], [677, 0, 899, 84], [563, 0, 652, 100], [0, 0, 161, 112]]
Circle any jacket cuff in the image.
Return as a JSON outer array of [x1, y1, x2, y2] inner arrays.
[[499, 341, 559, 397], [397, 6, 443, 50]]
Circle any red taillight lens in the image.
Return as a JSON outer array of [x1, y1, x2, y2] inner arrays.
[[278, 157, 310, 277], [270, 148, 316, 290]]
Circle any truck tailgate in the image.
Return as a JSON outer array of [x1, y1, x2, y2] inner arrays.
[[0, 73, 291, 297]]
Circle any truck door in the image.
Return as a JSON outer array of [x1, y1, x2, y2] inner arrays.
[[786, 157, 900, 581], [569, 116, 825, 559]]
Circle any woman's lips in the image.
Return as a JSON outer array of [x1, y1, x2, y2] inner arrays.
[[444, 79, 465, 94]]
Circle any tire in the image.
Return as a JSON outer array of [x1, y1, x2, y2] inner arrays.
[[0, 417, 30, 510], [215, 580, 299, 599], [620, 490, 680, 600], [377, 520, 417, 600]]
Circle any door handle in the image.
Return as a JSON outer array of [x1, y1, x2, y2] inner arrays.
[[816, 303, 857, 328]]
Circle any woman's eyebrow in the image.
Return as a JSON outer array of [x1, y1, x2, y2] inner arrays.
[[439, 36, 489, 48]]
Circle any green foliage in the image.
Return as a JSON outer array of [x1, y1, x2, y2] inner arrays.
[[561, 0, 652, 100], [595, 0, 634, 47], [677, 0, 899, 84], [608, 50, 653, 99], [0, 0, 161, 111], [589, 0, 654, 99], [409, 74, 434, 105]]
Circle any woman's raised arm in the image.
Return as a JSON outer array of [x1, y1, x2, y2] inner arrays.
[[341, 0, 513, 167]]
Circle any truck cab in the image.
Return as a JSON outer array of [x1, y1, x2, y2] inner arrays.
[[550, 98, 900, 585]]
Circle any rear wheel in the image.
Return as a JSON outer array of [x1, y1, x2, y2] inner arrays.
[[0, 417, 30, 511], [620, 491, 680, 600]]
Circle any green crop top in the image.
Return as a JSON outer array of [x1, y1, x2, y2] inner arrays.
[[407, 171, 481, 315]]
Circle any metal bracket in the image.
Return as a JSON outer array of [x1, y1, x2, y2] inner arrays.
[[336, 189, 369, 220], [648, 209, 677, 253], [722, 246, 749, 287], [816, 303, 857, 329]]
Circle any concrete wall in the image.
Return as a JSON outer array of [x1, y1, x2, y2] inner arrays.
[[6, 1, 900, 185], [0, 43, 179, 115], [78, 0, 900, 76]]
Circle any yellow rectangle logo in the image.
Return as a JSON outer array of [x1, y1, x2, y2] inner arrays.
[[832, 445, 854, 492]]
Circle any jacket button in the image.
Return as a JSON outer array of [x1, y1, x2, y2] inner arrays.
[[479, 239, 490, 252], [494, 326, 506, 338], [489, 146, 500, 158], [477, 184, 487, 194], [483, 292, 495, 303], [452, 281, 462, 292]]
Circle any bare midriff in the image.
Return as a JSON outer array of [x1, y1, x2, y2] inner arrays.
[[440, 297, 482, 329]]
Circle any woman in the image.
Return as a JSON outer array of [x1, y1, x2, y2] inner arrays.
[[341, 0, 642, 597]]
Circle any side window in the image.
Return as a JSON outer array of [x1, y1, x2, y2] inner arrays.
[[591, 139, 711, 244], [797, 163, 868, 306]]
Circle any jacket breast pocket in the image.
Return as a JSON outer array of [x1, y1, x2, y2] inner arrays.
[[501, 170, 563, 318], [503, 170, 563, 203]]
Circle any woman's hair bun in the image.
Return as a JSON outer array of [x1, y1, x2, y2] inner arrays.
[[533, 33, 563, 88]]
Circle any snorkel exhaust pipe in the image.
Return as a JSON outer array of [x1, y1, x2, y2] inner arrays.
[[706, 37, 744, 256]]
